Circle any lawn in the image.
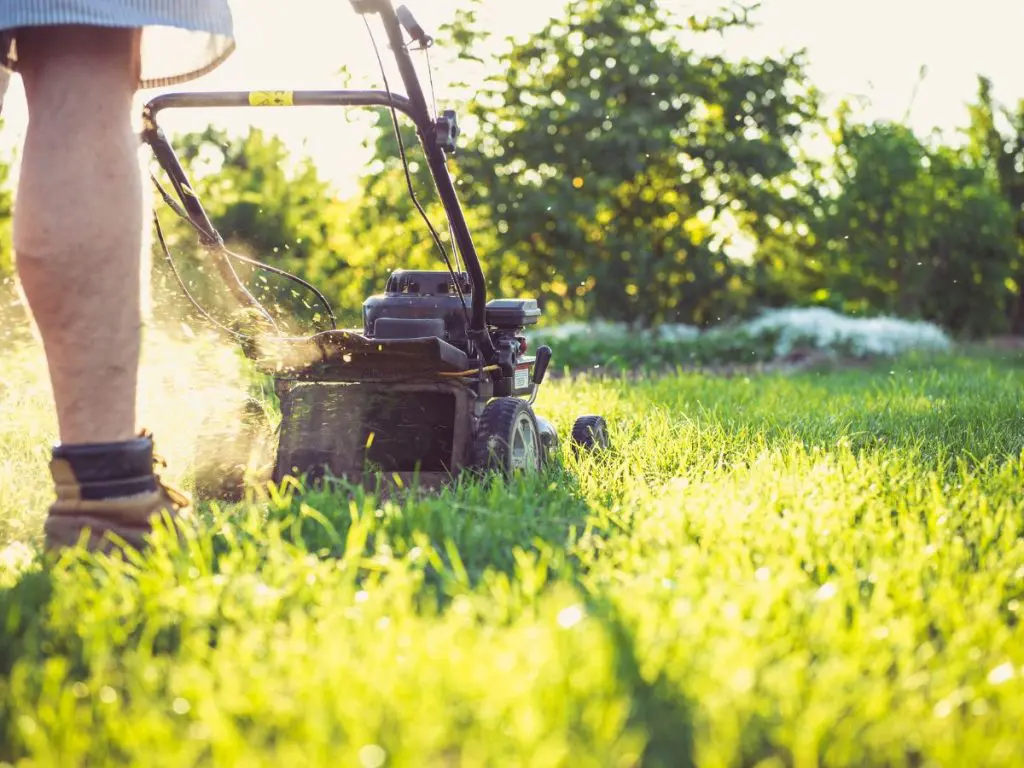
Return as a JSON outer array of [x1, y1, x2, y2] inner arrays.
[[2, 328, 1024, 766]]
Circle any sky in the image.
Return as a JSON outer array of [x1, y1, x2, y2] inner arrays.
[[2, 0, 1023, 193]]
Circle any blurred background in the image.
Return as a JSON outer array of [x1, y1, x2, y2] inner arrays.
[[3, 0, 1024, 338]]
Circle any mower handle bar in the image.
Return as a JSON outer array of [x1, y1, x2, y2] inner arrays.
[[141, 0, 495, 359]]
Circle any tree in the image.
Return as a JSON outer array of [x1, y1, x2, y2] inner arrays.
[[142, 5, 1023, 339], [334, 0, 824, 328], [431, 0, 821, 327], [964, 76, 1024, 333], [814, 111, 1018, 336], [150, 126, 350, 333]]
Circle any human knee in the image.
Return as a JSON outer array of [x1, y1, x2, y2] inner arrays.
[[17, 25, 142, 113]]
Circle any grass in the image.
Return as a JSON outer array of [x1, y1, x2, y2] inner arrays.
[[2, 327, 1024, 766]]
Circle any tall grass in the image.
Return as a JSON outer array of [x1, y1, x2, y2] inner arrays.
[[2, 329, 1024, 766]]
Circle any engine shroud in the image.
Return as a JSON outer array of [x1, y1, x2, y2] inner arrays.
[[362, 270, 541, 349], [363, 270, 474, 346]]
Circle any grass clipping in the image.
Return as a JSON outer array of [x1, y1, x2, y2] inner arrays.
[[0, 322, 260, 545]]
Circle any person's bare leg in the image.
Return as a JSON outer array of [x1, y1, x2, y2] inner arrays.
[[12, 25, 189, 552], [14, 25, 143, 445]]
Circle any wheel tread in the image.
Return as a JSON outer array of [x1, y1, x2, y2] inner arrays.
[[571, 415, 609, 452], [471, 397, 540, 474]]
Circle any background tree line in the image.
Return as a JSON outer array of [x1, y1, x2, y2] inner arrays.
[[3, 0, 1024, 338]]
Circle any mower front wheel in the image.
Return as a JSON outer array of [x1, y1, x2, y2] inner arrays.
[[471, 397, 543, 476]]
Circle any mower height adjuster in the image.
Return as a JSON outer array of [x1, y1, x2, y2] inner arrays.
[[435, 110, 459, 154]]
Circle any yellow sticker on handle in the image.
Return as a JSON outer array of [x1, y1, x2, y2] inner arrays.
[[248, 91, 294, 107]]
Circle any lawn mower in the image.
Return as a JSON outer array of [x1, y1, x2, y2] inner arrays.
[[142, 0, 610, 496]]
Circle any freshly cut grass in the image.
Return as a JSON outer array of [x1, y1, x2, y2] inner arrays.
[[2, 330, 1024, 766]]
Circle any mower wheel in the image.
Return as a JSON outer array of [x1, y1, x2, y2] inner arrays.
[[571, 415, 610, 454], [534, 414, 560, 463], [471, 397, 543, 476]]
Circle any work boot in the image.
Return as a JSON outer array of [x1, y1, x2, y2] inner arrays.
[[43, 431, 192, 554]]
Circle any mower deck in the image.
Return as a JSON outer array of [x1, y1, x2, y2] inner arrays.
[[272, 378, 476, 490], [254, 329, 472, 381]]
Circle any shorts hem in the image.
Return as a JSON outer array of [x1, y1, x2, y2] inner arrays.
[[0, 11, 235, 88]]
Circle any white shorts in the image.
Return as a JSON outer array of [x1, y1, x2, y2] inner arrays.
[[0, 0, 235, 88]]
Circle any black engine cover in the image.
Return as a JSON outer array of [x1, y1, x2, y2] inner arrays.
[[363, 270, 472, 346]]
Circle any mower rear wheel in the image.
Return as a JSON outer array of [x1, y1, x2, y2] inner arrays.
[[571, 415, 610, 454], [534, 414, 560, 464], [471, 397, 543, 476]]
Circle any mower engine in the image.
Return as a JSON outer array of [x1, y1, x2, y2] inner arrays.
[[364, 270, 540, 393], [270, 269, 556, 489]]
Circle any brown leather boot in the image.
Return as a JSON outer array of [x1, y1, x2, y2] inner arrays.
[[43, 431, 192, 554]]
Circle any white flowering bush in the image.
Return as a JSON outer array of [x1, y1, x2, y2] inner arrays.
[[527, 306, 953, 371], [537, 320, 631, 342], [738, 307, 952, 358], [656, 324, 702, 342]]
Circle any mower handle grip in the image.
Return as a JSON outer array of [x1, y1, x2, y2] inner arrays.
[[396, 5, 432, 47], [349, 0, 396, 15], [351, 2, 431, 47]]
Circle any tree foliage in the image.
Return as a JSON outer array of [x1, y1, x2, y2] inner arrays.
[[963, 76, 1024, 332], [2, 1, 1014, 340], [442, 0, 821, 326], [151, 126, 348, 332], [811, 112, 1018, 335]]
